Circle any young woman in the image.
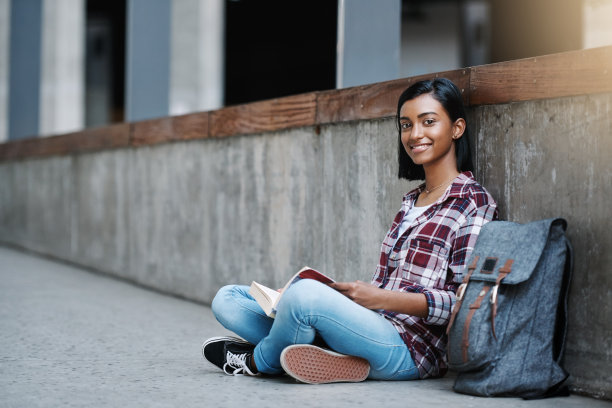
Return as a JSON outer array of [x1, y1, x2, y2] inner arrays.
[[202, 78, 497, 383]]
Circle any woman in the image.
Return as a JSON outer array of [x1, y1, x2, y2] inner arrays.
[[202, 78, 497, 383]]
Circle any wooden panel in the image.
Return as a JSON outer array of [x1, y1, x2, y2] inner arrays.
[[0, 138, 39, 161], [470, 46, 612, 105], [0, 123, 129, 161], [131, 112, 209, 146], [316, 69, 471, 124], [172, 112, 209, 141], [209, 93, 317, 137], [74, 123, 131, 152], [131, 118, 173, 146]]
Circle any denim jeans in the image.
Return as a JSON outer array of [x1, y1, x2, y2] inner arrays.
[[211, 279, 420, 380]]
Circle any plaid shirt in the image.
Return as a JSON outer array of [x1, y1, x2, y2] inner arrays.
[[372, 171, 497, 378]]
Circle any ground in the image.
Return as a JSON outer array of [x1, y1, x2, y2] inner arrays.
[[1, 246, 609, 408]]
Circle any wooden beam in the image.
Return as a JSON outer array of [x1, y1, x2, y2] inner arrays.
[[209, 93, 317, 138], [131, 112, 209, 146], [0, 123, 129, 161], [470, 46, 612, 105], [316, 70, 470, 124]]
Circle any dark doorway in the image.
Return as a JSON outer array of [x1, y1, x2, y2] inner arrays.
[[224, 1, 337, 106], [85, 0, 126, 127]]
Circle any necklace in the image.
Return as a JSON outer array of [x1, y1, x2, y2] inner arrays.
[[424, 176, 455, 194]]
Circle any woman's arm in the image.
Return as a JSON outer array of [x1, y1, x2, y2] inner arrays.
[[330, 281, 428, 318], [419, 203, 497, 325], [335, 202, 497, 323]]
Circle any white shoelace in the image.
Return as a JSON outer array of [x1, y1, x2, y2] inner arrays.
[[223, 350, 256, 376]]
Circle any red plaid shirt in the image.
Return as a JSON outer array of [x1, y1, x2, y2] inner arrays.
[[372, 171, 497, 378]]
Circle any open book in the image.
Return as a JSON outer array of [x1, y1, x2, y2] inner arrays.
[[249, 266, 335, 318]]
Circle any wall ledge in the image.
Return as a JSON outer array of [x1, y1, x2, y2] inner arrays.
[[1, 46, 611, 161]]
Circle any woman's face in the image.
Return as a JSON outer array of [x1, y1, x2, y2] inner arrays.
[[399, 93, 464, 170]]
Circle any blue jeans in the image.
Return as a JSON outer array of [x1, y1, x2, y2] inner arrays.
[[211, 279, 420, 380]]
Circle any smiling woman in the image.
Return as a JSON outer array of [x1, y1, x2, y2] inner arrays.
[[399, 95, 462, 164], [397, 80, 469, 206], [201, 78, 498, 384], [397, 78, 474, 182]]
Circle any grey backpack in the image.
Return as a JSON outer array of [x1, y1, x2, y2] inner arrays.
[[447, 218, 573, 398]]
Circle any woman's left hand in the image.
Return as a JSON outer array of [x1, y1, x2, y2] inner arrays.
[[330, 281, 429, 317], [329, 281, 384, 310]]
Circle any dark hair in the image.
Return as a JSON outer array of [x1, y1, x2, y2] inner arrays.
[[396, 78, 474, 180]]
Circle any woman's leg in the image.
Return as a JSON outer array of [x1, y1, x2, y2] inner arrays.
[[253, 279, 420, 380], [211, 285, 274, 345]]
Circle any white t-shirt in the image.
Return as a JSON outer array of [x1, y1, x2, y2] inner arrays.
[[397, 203, 433, 237]]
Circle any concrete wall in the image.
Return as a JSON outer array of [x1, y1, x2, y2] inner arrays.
[[472, 93, 612, 399], [0, 120, 417, 302], [0, 93, 610, 399]]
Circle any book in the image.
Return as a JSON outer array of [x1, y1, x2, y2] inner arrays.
[[249, 266, 335, 318]]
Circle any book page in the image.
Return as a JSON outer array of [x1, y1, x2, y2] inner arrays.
[[256, 282, 280, 305], [250, 281, 281, 317]]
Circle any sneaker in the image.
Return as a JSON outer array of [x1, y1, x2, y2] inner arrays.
[[280, 344, 370, 384], [201, 336, 259, 376]]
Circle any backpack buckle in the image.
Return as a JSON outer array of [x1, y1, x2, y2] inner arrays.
[[456, 283, 467, 301], [490, 284, 500, 339], [490, 284, 499, 304]]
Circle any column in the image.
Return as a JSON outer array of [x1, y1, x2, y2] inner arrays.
[[0, 0, 10, 142], [125, 0, 171, 122], [336, 0, 401, 88], [40, 0, 85, 137], [8, 0, 43, 140], [170, 0, 224, 115]]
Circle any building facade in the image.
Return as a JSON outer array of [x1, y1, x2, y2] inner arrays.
[[1, 0, 611, 142]]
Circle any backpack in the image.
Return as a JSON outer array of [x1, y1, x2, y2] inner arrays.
[[446, 218, 573, 398]]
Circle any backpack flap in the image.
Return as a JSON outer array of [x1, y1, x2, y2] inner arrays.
[[468, 218, 566, 284]]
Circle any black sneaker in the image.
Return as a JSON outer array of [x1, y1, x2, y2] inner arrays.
[[201, 336, 259, 376]]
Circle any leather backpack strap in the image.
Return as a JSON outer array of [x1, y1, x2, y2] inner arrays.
[[447, 256, 479, 335], [490, 259, 514, 339]]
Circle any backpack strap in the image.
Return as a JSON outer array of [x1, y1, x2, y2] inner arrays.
[[533, 238, 574, 399], [462, 285, 492, 363], [490, 259, 514, 339], [526, 225, 573, 399], [447, 256, 479, 335], [554, 239, 573, 363]]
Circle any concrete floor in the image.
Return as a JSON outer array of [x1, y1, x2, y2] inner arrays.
[[0, 245, 609, 408]]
